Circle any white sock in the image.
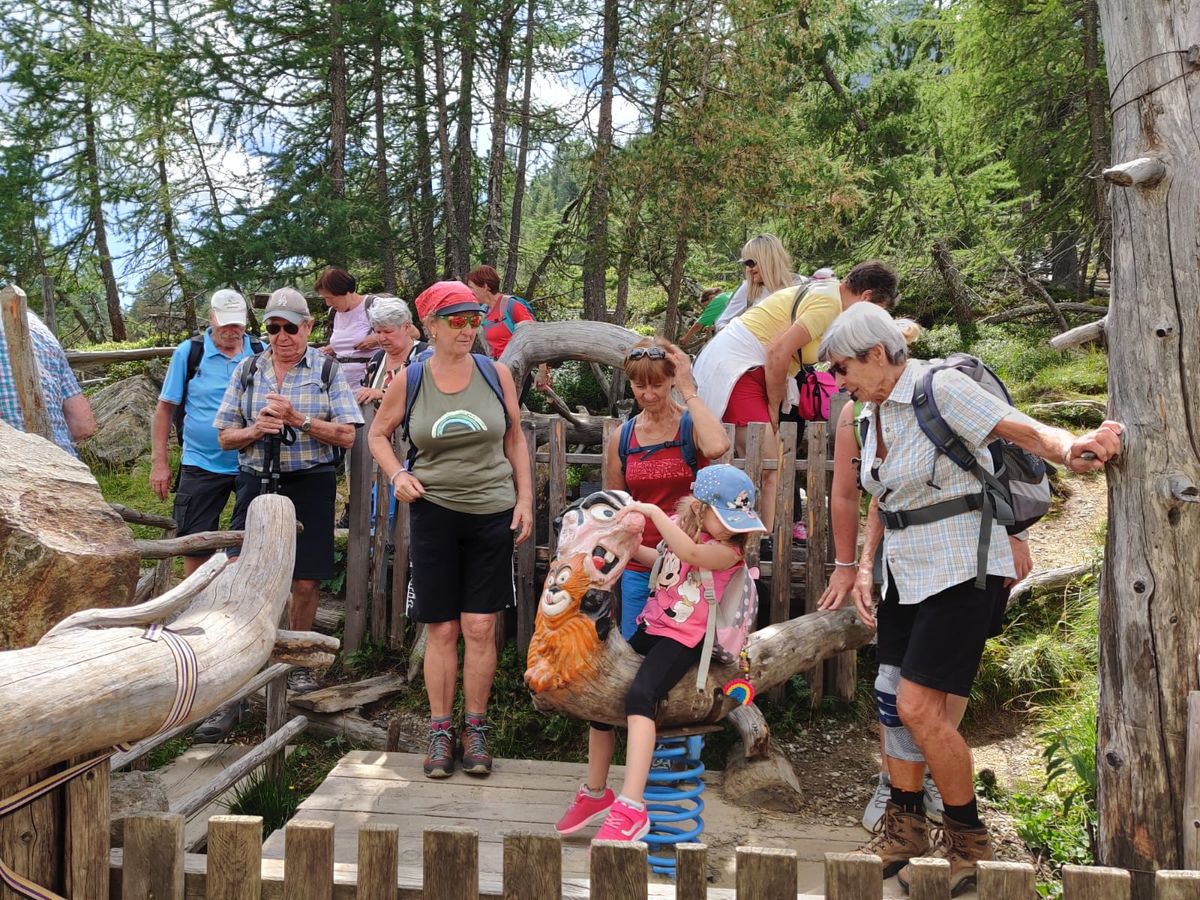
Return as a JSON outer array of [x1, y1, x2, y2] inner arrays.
[[617, 794, 645, 811]]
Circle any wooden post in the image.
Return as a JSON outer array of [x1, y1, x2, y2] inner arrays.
[[716, 423, 735, 464], [516, 419, 539, 653], [370, 435, 390, 644], [1156, 870, 1200, 900], [824, 851, 882, 900], [502, 832, 560, 900], [0, 768, 64, 898], [805, 421, 829, 706], [390, 428, 411, 650], [977, 860, 1036, 896], [357, 824, 399, 900], [903, 856, 950, 900], [675, 843, 707, 900], [40, 276, 56, 337], [769, 421, 797, 629], [1186, 691, 1200, 869], [0, 285, 53, 442], [823, 394, 857, 701], [343, 405, 374, 654], [548, 418, 567, 534], [590, 840, 647, 899], [123, 813, 185, 900], [600, 417, 619, 485], [735, 846, 796, 898], [1062, 863, 1131, 899], [207, 815, 263, 900], [423, 828, 477, 900], [283, 820, 334, 900], [65, 753, 109, 900], [742, 422, 766, 570], [265, 669, 288, 782]]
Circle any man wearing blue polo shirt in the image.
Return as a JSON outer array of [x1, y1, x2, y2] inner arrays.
[[150, 289, 261, 577]]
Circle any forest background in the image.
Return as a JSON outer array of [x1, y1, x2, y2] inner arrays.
[[0, 0, 1110, 341]]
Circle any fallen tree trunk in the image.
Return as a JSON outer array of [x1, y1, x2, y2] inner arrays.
[[1006, 563, 1094, 609], [0, 493, 334, 779], [134, 531, 244, 559], [1050, 315, 1108, 350], [499, 320, 642, 399], [64, 346, 176, 367], [979, 302, 1107, 326]]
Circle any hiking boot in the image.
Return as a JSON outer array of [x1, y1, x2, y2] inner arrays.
[[859, 801, 930, 878], [424, 725, 456, 779], [193, 699, 245, 744], [593, 798, 650, 843], [898, 814, 993, 897], [922, 772, 945, 824], [287, 667, 320, 694], [460, 719, 493, 776], [555, 784, 616, 835], [862, 772, 891, 833]]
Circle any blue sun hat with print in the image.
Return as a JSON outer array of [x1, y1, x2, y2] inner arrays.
[[691, 464, 766, 533]]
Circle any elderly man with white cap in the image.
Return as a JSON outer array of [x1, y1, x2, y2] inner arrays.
[[215, 287, 363, 696]]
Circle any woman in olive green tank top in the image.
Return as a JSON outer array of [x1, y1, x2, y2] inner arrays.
[[368, 281, 533, 779]]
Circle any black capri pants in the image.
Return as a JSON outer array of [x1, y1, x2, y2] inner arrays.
[[592, 626, 703, 729]]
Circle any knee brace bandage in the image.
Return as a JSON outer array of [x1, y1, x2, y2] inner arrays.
[[875, 664, 924, 763]]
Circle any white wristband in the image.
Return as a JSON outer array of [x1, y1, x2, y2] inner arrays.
[[834, 559, 858, 568]]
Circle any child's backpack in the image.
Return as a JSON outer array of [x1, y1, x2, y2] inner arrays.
[[400, 352, 509, 470], [694, 563, 759, 689], [617, 411, 698, 477], [881, 352, 1052, 587]]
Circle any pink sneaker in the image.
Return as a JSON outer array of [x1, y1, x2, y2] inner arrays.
[[555, 785, 616, 835], [593, 798, 650, 843]]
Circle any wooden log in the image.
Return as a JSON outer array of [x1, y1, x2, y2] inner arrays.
[[976, 860, 1036, 895], [1062, 863, 1131, 899], [726, 703, 771, 759], [206, 815, 263, 900], [805, 421, 830, 706], [1, 285, 53, 442], [1187, 692, 1200, 869], [134, 531, 244, 559], [110, 503, 177, 530], [590, 840, 647, 899], [502, 832, 560, 900], [979, 302, 1107, 326], [424, 828, 478, 900], [123, 813, 185, 900], [903, 856, 950, 900], [1156, 870, 1200, 900], [65, 752, 109, 900], [343, 406, 375, 655], [0, 494, 298, 779], [169, 716, 307, 819], [357, 824, 399, 900], [517, 419, 539, 653], [1000, 256, 1070, 331], [290, 675, 406, 714], [735, 846, 796, 898], [498, 321, 642, 409], [1104, 156, 1167, 188], [284, 820, 334, 900], [1051, 316, 1108, 350], [1006, 563, 1093, 608], [271, 630, 340, 667], [824, 851, 882, 900], [675, 843, 707, 900], [64, 346, 177, 366]]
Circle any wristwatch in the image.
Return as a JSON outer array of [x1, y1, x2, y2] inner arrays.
[[300, 415, 312, 433]]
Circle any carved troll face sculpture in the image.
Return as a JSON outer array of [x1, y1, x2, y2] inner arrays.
[[524, 490, 644, 693]]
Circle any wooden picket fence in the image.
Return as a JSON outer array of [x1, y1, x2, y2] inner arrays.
[[108, 813, 1190, 899]]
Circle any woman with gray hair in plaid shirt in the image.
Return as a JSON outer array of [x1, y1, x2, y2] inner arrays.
[[816, 301, 1122, 894]]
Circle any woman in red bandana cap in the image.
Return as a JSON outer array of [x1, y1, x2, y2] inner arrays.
[[369, 281, 533, 780]]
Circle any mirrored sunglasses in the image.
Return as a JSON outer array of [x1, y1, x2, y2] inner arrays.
[[440, 312, 483, 329], [265, 321, 301, 335], [627, 346, 668, 361]]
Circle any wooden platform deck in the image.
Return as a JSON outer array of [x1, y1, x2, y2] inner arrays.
[[260, 750, 939, 897]]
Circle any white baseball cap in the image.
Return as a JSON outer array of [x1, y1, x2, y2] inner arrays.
[[209, 289, 248, 327]]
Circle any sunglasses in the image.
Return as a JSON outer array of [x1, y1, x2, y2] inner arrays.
[[627, 346, 668, 361], [739, 258, 757, 268], [440, 313, 483, 329], [265, 321, 301, 335]]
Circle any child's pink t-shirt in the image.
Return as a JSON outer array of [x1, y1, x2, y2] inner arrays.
[[638, 532, 743, 648]]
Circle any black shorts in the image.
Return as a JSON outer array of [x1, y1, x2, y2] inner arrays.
[[407, 499, 515, 623], [228, 466, 337, 581], [173, 466, 238, 550], [875, 571, 1008, 697]]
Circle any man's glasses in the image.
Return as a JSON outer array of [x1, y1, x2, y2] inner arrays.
[[739, 258, 757, 269], [440, 313, 483, 329], [265, 321, 301, 335], [627, 346, 668, 361]]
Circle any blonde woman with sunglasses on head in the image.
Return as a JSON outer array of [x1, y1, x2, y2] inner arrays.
[[369, 281, 533, 782], [712, 234, 801, 332]]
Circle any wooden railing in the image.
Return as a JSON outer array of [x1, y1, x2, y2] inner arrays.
[[107, 814, 1182, 898]]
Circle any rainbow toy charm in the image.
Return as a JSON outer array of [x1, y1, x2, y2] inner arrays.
[[722, 677, 755, 706]]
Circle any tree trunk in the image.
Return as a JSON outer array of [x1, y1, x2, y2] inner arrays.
[[502, 0, 537, 294], [1081, 0, 1111, 271], [371, 9, 397, 293], [580, 0, 618, 322], [931, 240, 977, 341], [329, 0, 347, 201], [522, 188, 587, 302], [664, 223, 688, 340], [1095, 2, 1200, 895], [452, 0, 477, 274], [433, 28, 463, 279], [483, 2, 518, 268], [80, 0, 124, 342], [410, 0, 438, 286]]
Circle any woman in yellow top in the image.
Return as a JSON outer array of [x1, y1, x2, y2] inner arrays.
[[692, 261, 897, 533]]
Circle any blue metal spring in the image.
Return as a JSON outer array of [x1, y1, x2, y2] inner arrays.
[[643, 734, 705, 876]]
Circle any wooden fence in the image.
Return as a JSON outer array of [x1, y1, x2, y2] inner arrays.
[[105, 813, 1191, 899], [341, 406, 857, 705]]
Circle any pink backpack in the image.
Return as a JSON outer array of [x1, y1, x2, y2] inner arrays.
[[796, 366, 837, 421]]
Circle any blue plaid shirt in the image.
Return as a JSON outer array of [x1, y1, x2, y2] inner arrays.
[[213, 346, 363, 472], [0, 312, 84, 456]]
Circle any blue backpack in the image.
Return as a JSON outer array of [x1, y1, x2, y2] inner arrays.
[[617, 411, 698, 477], [494, 295, 535, 335], [401, 352, 509, 470]]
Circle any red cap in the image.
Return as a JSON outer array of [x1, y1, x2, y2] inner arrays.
[[414, 281, 487, 321]]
